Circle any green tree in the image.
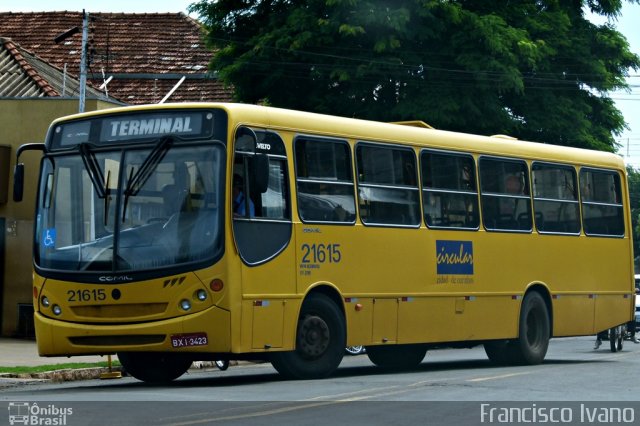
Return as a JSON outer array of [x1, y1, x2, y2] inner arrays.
[[191, 0, 639, 151]]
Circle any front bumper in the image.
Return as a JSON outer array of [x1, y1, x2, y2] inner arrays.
[[34, 305, 231, 356]]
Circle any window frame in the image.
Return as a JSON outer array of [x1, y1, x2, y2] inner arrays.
[[579, 167, 625, 238], [420, 148, 480, 231], [232, 130, 292, 224], [355, 141, 421, 228], [531, 161, 581, 236], [293, 135, 356, 225], [479, 155, 533, 233]]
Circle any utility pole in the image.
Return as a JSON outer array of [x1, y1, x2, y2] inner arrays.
[[79, 10, 89, 113]]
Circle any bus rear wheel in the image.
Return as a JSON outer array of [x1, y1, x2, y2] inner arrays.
[[270, 293, 345, 380], [117, 352, 192, 383], [366, 344, 427, 370], [484, 291, 550, 365]]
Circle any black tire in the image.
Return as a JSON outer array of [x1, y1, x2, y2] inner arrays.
[[610, 327, 618, 352], [510, 291, 550, 365], [484, 292, 550, 366], [117, 352, 192, 383], [484, 340, 512, 365], [270, 293, 346, 379], [366, 344, 427, 371]]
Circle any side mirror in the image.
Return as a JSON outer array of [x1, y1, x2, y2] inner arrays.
[[250, 154, 269, 194], [13, 163, 24, 202], [13, 143, 46, 203]]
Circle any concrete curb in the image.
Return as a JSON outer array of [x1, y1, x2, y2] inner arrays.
[[0, 367, 121, 382], [0, 360, 254, 383]]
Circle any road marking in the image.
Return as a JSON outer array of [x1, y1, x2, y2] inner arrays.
[[467, 371, 532, 382], [306, 376, 457, 401], [167, 401, 342, 425]]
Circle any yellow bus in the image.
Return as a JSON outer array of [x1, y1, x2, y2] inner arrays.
[[14, 103, 634, 382]]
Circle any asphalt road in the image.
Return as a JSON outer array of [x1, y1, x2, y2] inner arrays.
[[1, 336, 639, 426]]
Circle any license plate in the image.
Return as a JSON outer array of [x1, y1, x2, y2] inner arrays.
[[170, 332, 208, 348]]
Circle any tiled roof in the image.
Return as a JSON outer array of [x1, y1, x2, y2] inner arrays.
[[0, 36, 108, 99], [0, 11, 233, 104]]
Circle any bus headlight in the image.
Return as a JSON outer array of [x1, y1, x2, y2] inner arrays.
[[195, 289, 207, 301], [52, 305, 62, 316], [180, 299, 192, 311], [41, 296, 50, 308]]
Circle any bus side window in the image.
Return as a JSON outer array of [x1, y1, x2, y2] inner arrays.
[[421, 150, 479, 229], [580, 168, 624, 236], [232, 129, 292, 265], [532, 163, 580, 234], [480, 157, 532, 232], [233, 130, 291, 221], [294, 137, 356, 224], [356, 143, 420, 227]]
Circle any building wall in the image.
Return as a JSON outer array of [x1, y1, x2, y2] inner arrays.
[[0, 98, 121, 337]]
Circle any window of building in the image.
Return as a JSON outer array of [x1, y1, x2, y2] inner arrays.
[[421, 150, 479, 229]]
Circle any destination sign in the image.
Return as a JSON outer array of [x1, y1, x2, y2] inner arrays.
[[100, 113, 203, 141], [50, 110, 215, 149]]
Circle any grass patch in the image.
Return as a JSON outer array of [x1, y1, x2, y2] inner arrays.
[[0, 361, 121, 374]]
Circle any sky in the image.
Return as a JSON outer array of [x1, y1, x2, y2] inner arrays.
[[2, 0, 639, 167]]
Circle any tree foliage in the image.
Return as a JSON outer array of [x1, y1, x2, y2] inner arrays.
[[191, 0, 639, 151]]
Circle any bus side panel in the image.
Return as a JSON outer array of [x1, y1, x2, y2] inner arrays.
[[552, 295, 595, 336], [397, 295, 519, 344], [372, 298, 398, 344], [344, 298, 373, 346], [240, 240, 297, 351], [594, 294, 634, 332]]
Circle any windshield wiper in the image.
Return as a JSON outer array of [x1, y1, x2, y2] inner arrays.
[[78, 143, 107, 198], [122, 135, 174, 221]]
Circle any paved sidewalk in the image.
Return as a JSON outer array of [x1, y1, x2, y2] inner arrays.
[[0, 338, 106, 367]]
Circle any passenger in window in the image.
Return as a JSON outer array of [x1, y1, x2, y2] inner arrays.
[[505, 174, 523, 194], [580, 181, 591, 201], [233, 174, 255, 217], [462, 165, 473, 190]]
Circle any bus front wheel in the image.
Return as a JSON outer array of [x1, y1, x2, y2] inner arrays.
[[117, 352, 192, 383], [270, 293, 346, 380]]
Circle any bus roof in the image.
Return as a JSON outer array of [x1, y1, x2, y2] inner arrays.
[[50, 102, 626, 171]]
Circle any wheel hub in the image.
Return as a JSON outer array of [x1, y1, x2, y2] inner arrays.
[[297, 315, 330, 359]]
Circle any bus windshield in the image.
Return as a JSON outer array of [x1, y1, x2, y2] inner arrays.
[[35, 140, 225, 274]]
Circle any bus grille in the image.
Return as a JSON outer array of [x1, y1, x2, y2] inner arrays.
[[70, 303, 168, 319], [68, 335, 165, 346]]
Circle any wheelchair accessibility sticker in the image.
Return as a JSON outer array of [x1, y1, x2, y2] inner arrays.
[[43, 229, 56, 248]]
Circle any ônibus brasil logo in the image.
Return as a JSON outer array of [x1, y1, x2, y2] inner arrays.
[[7, 402, 73, 425]]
